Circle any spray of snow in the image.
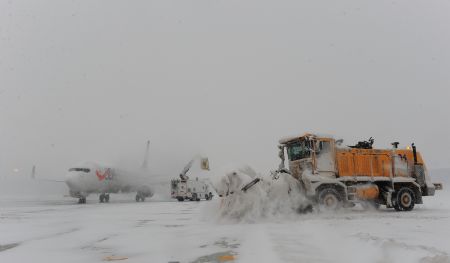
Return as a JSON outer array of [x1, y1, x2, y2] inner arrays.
[[204, 165, 311, 223]]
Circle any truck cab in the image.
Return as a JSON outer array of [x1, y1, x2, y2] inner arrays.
[[281, 134, 337, 179]]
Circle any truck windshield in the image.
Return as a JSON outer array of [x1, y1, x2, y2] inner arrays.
[[287, 141, 310, 161]]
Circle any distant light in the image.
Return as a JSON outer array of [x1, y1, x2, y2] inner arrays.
[[13, 168, 19, 173], [406, 146, 411, 150]]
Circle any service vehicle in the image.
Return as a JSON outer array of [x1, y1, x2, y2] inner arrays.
[[171, 177, 213, 201], [275, 133, 442, 211], [171, 156, 213, 201]]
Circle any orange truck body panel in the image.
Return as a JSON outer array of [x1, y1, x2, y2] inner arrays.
[[355, 184, 380, 200], [335, 148, 424, 178]]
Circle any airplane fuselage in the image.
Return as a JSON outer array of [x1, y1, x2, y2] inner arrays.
[[65, 161, 153, 203]]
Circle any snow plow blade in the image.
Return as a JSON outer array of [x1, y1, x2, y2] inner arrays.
[[241, 178, 261, 192]]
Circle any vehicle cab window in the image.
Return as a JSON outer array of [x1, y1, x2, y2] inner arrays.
[[287, 140, 310, 161]]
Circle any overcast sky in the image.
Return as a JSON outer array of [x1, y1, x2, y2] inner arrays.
[[1, 0, 449, 179]]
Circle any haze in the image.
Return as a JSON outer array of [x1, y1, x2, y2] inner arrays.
[[1, 0, 449, 181]]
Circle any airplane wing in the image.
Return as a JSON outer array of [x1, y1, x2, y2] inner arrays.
[[30, 165, 65, 183]]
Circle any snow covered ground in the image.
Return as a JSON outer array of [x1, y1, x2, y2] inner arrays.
[[0, 188, 449, 263]]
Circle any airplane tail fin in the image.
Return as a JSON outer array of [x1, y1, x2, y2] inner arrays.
[[141, 140, 150, 170]]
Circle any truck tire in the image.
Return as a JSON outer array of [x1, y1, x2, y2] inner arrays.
[[393, 187, 415, 211], [318, 188, 343, 211], [177, 197, 184, 202]]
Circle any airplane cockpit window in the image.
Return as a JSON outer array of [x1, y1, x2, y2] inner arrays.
[[68, 168, 91, 173]]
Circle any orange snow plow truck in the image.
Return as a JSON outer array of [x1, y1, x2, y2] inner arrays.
[[277, 133, 443, 211]]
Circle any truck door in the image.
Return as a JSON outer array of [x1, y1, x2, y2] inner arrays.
[[316, 140, 335, 174]]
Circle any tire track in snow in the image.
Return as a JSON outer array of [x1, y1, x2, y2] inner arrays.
[[353, 232, 450, 263], [238, 224, 282, 263]]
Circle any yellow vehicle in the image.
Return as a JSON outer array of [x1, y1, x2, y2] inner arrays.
[[277, 133, 442, 211]]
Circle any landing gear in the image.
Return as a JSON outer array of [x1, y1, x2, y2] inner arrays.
[[191, 193, 200, 201], [393, 187, 415, 211], [136, 194, 145, 202], [99, 194, 110, 203], [78, 197, 86, 204], [177, 197, 184, 202]]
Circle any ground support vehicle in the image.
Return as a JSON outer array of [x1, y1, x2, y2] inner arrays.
[[171, 178, 213, 201], [276, 133, 442, 211]]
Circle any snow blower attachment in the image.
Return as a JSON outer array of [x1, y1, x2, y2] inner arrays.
[[241, 178, 261, 192], [211, 168, 313, 221]]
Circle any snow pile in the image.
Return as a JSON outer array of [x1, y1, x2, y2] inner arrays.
[[206, 166, 311, 222]]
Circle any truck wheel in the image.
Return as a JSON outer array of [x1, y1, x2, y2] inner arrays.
[[99, 194, 105, 203], [318, 188, 343, 211], [177, 197, 184, 202], [393, 187, 415, 211], [192, 193, 198, 202], [105, 194, 110, 203]]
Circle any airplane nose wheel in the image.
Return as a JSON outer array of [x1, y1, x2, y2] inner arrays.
[[136, 194, 145, 202]]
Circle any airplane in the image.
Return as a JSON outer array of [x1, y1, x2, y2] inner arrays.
[[65, 141, 160, 204]]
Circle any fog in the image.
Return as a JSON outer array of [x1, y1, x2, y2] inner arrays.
[[1, 0, 450, 181]]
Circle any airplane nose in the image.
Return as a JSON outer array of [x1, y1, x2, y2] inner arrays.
[[65, 172, 82, 191]]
